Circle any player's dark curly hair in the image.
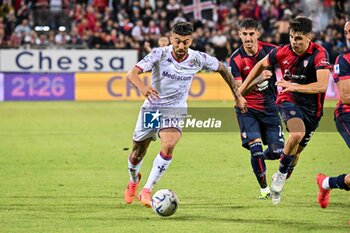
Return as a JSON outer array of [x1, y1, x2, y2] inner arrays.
[[172, 22, 193, 36], [239, 18, 260, 30], [289, 16, 312, 34]]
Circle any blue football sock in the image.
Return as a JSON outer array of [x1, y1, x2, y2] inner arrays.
[[329, 174, 350, 191], [249, 142, 267, 188], [278, 153, 294, 174], [286, 164, 295, 179]]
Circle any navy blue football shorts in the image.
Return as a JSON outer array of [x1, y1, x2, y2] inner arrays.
[[278, 102, 320, 147], [235, 107, 284, 149]]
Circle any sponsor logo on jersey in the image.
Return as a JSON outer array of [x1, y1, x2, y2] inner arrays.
[[283, 69, 306, 81], [162, 71, 192, 81]]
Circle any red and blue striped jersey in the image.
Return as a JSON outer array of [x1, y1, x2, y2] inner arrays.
[[333, 51, 350, 117], [229, 41, 277, 111], [267, 42, 331, 118]]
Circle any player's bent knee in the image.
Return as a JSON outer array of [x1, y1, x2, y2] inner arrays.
[[289, 131, 305, 143], [162, 141, 177, 152]]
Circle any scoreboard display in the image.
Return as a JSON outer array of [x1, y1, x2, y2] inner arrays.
[[4, 73, 75, 101]]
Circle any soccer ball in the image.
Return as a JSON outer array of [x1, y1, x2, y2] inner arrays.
[[151, 189, 179, 217]]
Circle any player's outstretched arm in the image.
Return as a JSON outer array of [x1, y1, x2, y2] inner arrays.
[[217, 62, 247, 113], [242, 70, 273, 96], [239, 55, 270, 95], [126, 66, 159, 101]]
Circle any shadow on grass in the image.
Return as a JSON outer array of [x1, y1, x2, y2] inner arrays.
[[0, 195, 123, 213], [180, 203, 250, 210], [168, 216, 350, 231], [329, 202, 350, 208], [0, 195, 115, 199], [67, 214, 350, 232], [2, 195, 349, 232]]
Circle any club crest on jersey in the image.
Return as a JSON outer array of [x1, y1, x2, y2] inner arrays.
[[188, 60, 195, 67], [290, 110, 296, 116], [303, 60, 308, 67]]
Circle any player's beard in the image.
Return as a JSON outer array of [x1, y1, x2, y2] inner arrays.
[[175, 49, 186, 60]]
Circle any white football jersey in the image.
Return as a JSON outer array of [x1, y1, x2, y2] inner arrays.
[[136, 45, 219, 108]]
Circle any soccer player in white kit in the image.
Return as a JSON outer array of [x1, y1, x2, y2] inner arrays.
[[124, 22, 247, 207]]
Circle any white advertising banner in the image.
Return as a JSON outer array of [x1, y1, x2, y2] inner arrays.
[[0, 49, 138, 72]]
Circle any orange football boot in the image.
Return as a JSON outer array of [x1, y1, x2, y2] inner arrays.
[[124, 173, 141, 204], [137, 188, 152, 208], [316, 173, 331, 209]]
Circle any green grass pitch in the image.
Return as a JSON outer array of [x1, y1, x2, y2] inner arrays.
[[0, 101, 349, 233]]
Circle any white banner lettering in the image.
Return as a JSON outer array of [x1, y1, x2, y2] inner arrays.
[[0, 49, 138, 72]]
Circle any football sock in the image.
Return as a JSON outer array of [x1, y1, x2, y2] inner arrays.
[[321, 177, 330, 190], [278, 153, 294, 174], [328, 174, 350, 190], [249, 142, 267, 188], [128, 156, 143, 183], [286, 164, 295, 179], [144, 152, 172, 190]]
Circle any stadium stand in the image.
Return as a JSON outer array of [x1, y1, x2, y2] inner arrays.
[[0, 0, 349, 62]]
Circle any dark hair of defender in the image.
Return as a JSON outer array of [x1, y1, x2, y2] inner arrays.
[[239, 18, 260, 30], [172, 22, 193, 36], [289, 16, 313, 34]]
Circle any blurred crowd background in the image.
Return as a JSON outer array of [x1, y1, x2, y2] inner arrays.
[[0, 0, 349, 64]]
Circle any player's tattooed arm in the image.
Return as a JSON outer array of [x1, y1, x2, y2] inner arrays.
[[217, 62, 241, 98], [217, 62, 247, 113]]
